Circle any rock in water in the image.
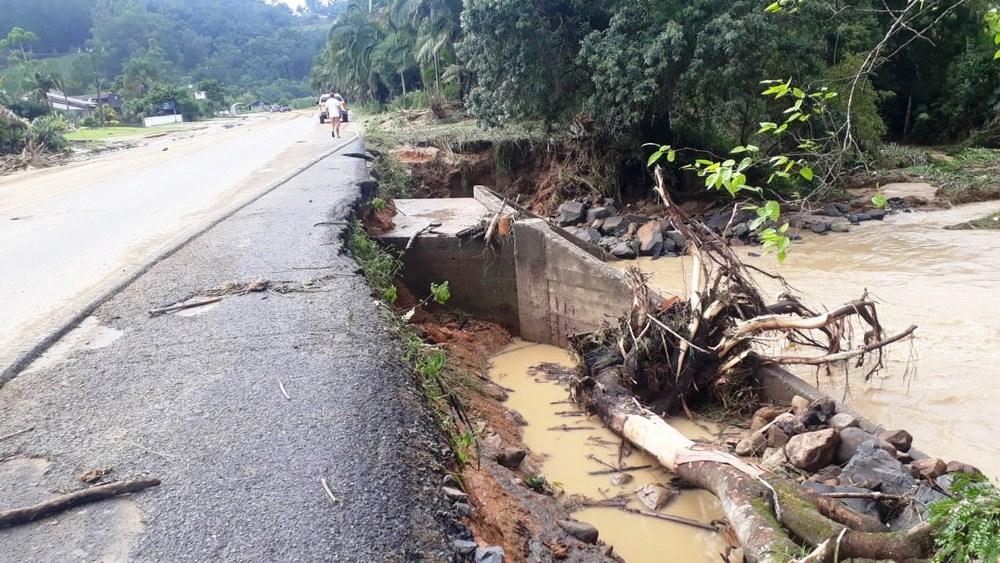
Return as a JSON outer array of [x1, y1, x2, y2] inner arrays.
[[879, 429, 913, 453], [828, 413, 860, 430], [945, 460, 983, 476], [558, 520, 599, 544], [611, 472, 633, 486], [557, 201, 587, 226], [635, 483, 675, 510], [841, 441, 916, 495], [475, 546, 505, 563], [910, 457, 947, 479], [785, 428, 840, 472], [496, 448, 526, 469]]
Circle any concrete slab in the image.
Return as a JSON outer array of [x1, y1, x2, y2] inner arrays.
[[390, 198, 489, 238]]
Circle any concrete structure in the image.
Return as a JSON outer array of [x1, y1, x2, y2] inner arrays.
[[144, 114, 184, 127], [46, 91, 97, 115], [376, 198, 519, 332]]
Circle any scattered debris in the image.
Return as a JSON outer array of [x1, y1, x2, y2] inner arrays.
[[0, 477, 160, 528], [78, 467, 113, 484]]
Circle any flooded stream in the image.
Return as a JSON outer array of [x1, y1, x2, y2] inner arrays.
[[489, 341, 728, 563], [624, 201, 1000, 478]]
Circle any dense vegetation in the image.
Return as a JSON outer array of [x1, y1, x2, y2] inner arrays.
[[0, 0, 331, 116], [312, 1, 1000, 180]]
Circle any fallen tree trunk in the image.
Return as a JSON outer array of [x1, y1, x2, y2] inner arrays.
[[574, 360, 934, 562]]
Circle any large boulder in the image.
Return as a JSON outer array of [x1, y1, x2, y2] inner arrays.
[[557, 201, 587, 226], [841, 441, 916, 495], [785, 428, 840, 472], [600, 215, 627, 235], [837, 427, 896, 463]]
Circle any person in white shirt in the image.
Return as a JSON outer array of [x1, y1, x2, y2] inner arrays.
[[324, 93, 342, 138]]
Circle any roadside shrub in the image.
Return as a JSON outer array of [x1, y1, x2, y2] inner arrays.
[[388, 90, 430, 112], [27, 114, 69, 152], [930, 475, 1000, 562]]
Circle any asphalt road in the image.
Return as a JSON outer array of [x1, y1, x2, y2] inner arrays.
[[0, 141, 456, 561], [0, 113, 349, 374]]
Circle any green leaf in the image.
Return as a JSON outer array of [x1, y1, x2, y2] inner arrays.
[[872, 192, 888, 209], [667, 149, 676, 163], [383, 285, 398, 304], [647, 150, 663, 167], [430, 281, 451, 304], [765, 2, 782, 13], [800, 166, 814, 181]]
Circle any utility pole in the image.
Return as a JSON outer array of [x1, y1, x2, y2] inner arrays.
[[87, 48, 104, 128]]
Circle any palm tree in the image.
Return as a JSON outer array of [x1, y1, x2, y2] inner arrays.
[[26, 70, 63, 109]]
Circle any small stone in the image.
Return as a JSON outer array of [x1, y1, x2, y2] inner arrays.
[[791, 395, 811, 412], [785, 428, 840, 472], [830, 222, 850, 233], [772, 412, 807, 437], [611, 472, 634, 486], [590, 219, 605, 231], [635, 483, 675, 510], [496, 449, 526, 469], [945, 460, 983, 476], [751, 406, 788, 431], [610, 242, 636, 259], [828, 413, 860, 431], [847, 213, 862, 224], [572, 227, 602, 245], [558, 520, 599, 544], [760, 447, 789, 473], [586, 206, 614, 223], [665, 230, 687, 251], [735, 432, 767, 456], [879, 430, 913, 453], [810, 222, 831, 234], [766, 426, 789, 448], [453, 539, 478, 555], [910, 458, 948, 480], [454, 502, 475, 517], [443, 474, 461, 488], [475, 546, 505, 563], [624, 222, 638, 240], [823, 478, 840, 486], [837, 427, 895, 463], [817, 204, 844, 218], [808, 397, 837, 417], [810, 465, 842, 484], [600, 216, 626, 235], [442, 486, 468, 501], [557, 201, 587, 226], [637, 220, 664, 255]]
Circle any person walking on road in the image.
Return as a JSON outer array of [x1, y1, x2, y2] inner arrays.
[[325, 93, 342, 138]]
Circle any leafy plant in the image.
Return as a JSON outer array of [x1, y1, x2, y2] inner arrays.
[[929, 475, 1000, 562], [370, 197, 387, 211], [872, 191, 888, 209], [430, 281, 451, 305]]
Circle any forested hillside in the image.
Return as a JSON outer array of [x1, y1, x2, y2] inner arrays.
[[0, 0, 330, 104]]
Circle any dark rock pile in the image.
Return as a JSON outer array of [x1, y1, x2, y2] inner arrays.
[[552, 197, 893, 261], [735, 396, 982, 530]]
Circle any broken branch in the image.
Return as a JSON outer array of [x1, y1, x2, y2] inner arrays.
[[0, 478, 161, 528]]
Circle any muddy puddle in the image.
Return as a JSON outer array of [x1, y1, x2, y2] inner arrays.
[[618, 200, 1000, 478], [489, 341, 728, 562]]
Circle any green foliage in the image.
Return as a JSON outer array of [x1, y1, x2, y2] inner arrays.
[[348, 222, 402, 299], [523, 474, 560, 495], [121, 84, 202, 123], [929, 475, 1000, 562], [26, 114, 69, 152], [871, 191, 888, 209], [430, 281, 451, 305]]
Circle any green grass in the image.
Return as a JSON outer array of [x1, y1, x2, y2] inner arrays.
[[945, 210, 1000, 230]]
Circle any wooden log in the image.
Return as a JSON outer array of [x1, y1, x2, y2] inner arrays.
[[0, 478, 161, 528]]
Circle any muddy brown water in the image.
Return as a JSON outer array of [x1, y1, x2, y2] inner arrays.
[[621, 200, 1000, 479], [489, 341, 729, 563]]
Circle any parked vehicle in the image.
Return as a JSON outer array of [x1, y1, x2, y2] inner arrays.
[[318, 94, 331, 124]]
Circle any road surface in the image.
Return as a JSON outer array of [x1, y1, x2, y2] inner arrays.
[[0, 112, 349, 375], [0, 143, 457, 561]]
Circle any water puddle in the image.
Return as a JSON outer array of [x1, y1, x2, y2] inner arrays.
[[23, 316, 124, 373], [616, 201, 1000, 478], [489, 341, 728, 563]]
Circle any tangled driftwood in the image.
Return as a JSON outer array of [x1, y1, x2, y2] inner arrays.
[[571, 166, 925, 562]]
